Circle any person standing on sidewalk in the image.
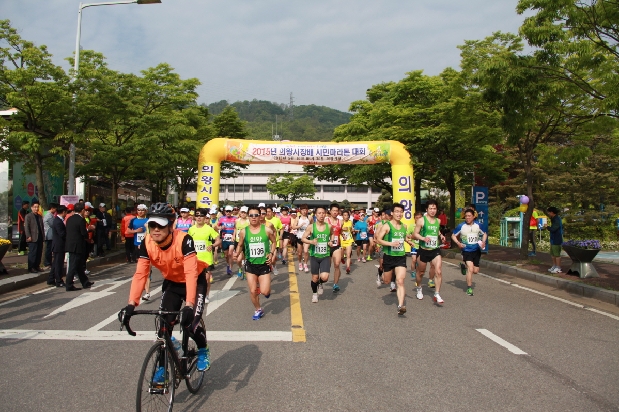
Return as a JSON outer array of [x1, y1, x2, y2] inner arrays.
[[65, 203, 94, 291], [528, 209, 539, 257], [544, 207, 564, 273], [17, 200, 30, 255], [43, 203, 58, 269], [121, 207, 136, 263], [24, 201, 45, 273], [50, 205, 68, 287]]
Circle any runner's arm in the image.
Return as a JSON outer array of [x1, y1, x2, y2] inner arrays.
[[266, 226, 277, 264], [413, 217, 426, 242], [375, 222, 393, 247], [300, 225, 314, 244]]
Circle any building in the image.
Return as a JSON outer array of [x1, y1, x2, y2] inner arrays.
[[185, 164, 384, 207]]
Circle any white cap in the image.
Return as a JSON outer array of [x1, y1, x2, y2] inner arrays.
[[275, 207, 280, 213], [85, 202, 93, 208], [137, 204, 147, 210], [225, 205, 233, 211], [258, 203, 266, 208], [180, 207, 189, 212], [147, 216, 169, 227], [374, 207, 380, 212], [99, 203, 106, 208], [240, 206, 248, 212], [209, 208, 217, 214]]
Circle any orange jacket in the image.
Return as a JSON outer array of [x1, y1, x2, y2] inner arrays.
[[129, 230, 198, 306], [121, 214, 135, 238]]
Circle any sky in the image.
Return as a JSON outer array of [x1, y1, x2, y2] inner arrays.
[[4, 0, 531, 112]]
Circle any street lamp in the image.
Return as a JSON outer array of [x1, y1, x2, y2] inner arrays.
[[68, 0, 162, 196]]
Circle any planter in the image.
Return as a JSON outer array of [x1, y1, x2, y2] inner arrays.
[[0, 243, 10, 274], [562, 244, 600, 279]]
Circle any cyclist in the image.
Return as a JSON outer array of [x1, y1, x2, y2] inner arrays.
[[119, 203, 210, 385]]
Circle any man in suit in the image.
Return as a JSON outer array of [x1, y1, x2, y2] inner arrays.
[[65, 203, 94, 291], [24, 201, 45, 273], [43, 202, 58, 269], [49, 205, 68, 287]]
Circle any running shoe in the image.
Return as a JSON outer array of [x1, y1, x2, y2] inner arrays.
[[460, 262, 467, 276], [142, 292, 150, 301], [252, 308, 265, 320], [433, 293, 444, 304], [264, 292, 270, 299], [416, 287, 423, 300], [304, 263, 309, 272], [548, 266, 556, 272], [256, 286, 261, 295], [204, 295, 210, 304], [197, 346, 210, 371], [357, 258, 361, 263], [466, 287, 474, 296], [528, 252, 536, 256], [428, 279, 436, 288], [410, 270, 416, 279], [312, 294, 318, 303], [366, 256, 373, 261], [551, 267, 562, 274], [346, 267, 351, 274], [333, 284, 340, 293], [226, 266, 232, 276], [397, 305, 407, 315], [376, 273, 382, 287], [282, 259, 287, 265], [362, 258, 367, 263], [152, 366, 166, 385], [277, 252, 282, 260], [273, 266, 279, 276], [237, 268, 243, 278], [299, 262, 303, 271], [390, 282, 396, 292], [318, 283, 324, 295]]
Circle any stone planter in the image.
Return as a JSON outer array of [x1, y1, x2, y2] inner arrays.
[[0, 243, 10, 274], [562, 244, 600, 278]]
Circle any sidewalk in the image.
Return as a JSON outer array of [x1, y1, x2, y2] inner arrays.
[[0, 248, 126, 294], [443, 244, 619, 306]]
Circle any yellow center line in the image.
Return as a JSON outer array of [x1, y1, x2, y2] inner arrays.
[[287, 248, 306, 342]]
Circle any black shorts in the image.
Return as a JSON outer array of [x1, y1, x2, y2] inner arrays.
[[160, 271, 207, 343], [330, 245, 341, 256], [355, 239, 368, 247], [244, 261, 271, 276], [419, 248, 441, 263], [282, 231, 292, 241], [289, 234, 298, 248], [310, 256, 331, 274], [462, 250, 482, 267], [382, 254, 407, 273]]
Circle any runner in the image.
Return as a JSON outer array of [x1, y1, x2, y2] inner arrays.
[[126, 204, 149, 299], [353, 210, 369, 262], [406, 211, 423, 280], [216, 205, 237, 276], [300, 207, 333, 302], [367, 207, 380, 261], [188, 208, 221, 301], [374, 209, 391, 287], [234, 206, 250, 278], [340, 210, 354, 274], [279, 206, 293, 265], [175, 207, 193, 232], [376, 203, 408, 315], [326, 203, 343, 292], [208, 208, 219, 265], [235, 207, 277, 320], [289, 208, 299, 255], [451, 208, 487, 296], [413, 199, 446, 304], [292, 204, 312, 273], [265, 206, 283, 276]]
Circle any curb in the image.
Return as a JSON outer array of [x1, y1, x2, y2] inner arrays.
[[442, 250, 619, 307], [0, 251, 126, 295]]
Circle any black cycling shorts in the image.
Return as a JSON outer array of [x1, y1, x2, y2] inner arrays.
[[244, 261, 271, 276], [382, 254, 407, 273], [310, 256, 331, 274], [418, 248, 441, 263]]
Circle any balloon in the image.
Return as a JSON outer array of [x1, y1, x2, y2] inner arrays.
[[519, 204, 528, 212], [520, 195, 529, 204]]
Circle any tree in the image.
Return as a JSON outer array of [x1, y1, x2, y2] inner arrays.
[[266, 174, 315, 205], [374, 189, 393, 211], [0, 20, 72, 208], [212, 105, 248, 179]]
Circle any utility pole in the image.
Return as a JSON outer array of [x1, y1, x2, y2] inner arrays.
[[289, 92, 294, 120]]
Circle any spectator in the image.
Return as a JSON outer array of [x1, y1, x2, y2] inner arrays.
[[95, 203, 112, 256], [24, 201, 45, 273], [49, 205, 68, 287], [84, 206, 97, 259], [438, 209, 448, 231], [17, 200, 30, 255], [544, 207, 564, 274], [65, 203, 93, 291], [43, 202, 58, 269], [121, 207, 136, 263], [528, 209, 539, 257]]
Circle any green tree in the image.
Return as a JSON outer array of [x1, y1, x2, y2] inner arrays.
[[266, 174, 315, 205]]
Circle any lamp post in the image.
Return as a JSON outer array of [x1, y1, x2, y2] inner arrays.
[[69, 0, 161, 196]]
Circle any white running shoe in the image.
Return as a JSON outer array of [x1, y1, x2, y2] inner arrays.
[[318, 283, 324, 295], [416, 287, 423, 300], [547, 266, 556, 272], [204, 295, 210, 304], [551, 267, 562, 273], [142, 293, 150, 301], [390, 282, 396, 292], [376, 274, 382, 287], [433, 293, 444, 304], [299, 262, 303, 271], [312, 294, 318, 303], [304, 263, 309, 272], [273, 266, 279, 276]]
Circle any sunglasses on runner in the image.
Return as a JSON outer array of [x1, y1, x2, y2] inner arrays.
[[147, 222, 167, 230], [248, 213, 260, 218], [260, 212, 267, 215]]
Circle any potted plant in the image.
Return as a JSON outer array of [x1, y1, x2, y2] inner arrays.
[[0, 238, 11, 274], [562, 239, 601, 278]]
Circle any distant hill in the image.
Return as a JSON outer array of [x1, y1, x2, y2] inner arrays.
[[204, 99, 351, 142]]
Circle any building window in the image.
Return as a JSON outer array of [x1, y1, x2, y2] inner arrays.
[[347, 186, 368, 193], [323, 185, 345, 192], [252, 185, 268, 192], [228, 185, 250, 193], [314, 185, 322, 192]]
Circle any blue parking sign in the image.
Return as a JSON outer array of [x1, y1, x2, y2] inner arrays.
[[472, 187, 489, 252]]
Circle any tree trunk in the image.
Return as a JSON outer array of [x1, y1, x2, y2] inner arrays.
[[111, 178, 119, 220], [446, 172, 456, 231], [34, 153, 48, 210], [520, 152, 534, 259]]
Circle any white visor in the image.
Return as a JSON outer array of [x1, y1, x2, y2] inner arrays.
[[180, 207, 189, 212], [147, 216, 169, 227]]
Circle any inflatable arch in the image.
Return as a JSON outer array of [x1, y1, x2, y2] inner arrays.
[[197, 138, 414, 225]]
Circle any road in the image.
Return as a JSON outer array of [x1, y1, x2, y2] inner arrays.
[[0, 252, 618, 411]]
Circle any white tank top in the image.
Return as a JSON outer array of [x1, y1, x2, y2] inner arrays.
[[297, 216, 310, 237]]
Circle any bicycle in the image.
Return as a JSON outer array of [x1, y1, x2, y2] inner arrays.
[[120, 309, 206, 412]]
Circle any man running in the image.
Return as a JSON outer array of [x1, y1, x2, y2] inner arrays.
[[452, 208, 487, 296], [279, 206, 292, 265], [376, 203, 408, 315], [234, 206, 250, 278], [326, 203, 343, 292], [413, 199, 446, 304], [188, 208, 221, 301], [236, 207, 277, 320], [126, 204, 150, 299], [367, 208, 380, 261], [265, 206, 282, 276], [216, 205, 237, 276], [406, 211, 423, 280], [292, 204, 312, 273], [300, 207, 333, 303]]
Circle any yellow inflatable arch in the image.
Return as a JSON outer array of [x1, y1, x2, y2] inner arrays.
[[197, 138, 414, 225]]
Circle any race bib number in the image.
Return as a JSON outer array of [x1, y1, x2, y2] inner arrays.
[[426, 235, 438, 248], [360, 232, 367, 240], [466, 233, 479, 244], [195, 240, 206, 252], [392, 238, 404, 252], [249, 243, 265, 258], [342, 231, 350, 241], [283, 224, 289, 232], [315, 242, 328, 255], [331, 236, 339, 246], [136, 233, 146, 244], [223, 233, 233, 242]]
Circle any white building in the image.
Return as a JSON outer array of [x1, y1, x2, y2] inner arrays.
[[186, 164, 384, 207]]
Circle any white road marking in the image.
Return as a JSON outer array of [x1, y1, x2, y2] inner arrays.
[[0, 296, 27, 307], [44, 292, 116, 318], [476, 329, 528, 355], [33, 286, 56, 294], [86, 288, 163, 332], [0, 329, 292, 342]]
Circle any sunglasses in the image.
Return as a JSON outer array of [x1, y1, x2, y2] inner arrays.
[[148, 222, 167, 229], [248, 213, 260, 218], [260, 212, 267, 215], [195, 214, 205, 217]]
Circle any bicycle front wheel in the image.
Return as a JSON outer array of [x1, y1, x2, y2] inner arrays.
[[185, 319, 206, 394], [137, 341, 176, 412]]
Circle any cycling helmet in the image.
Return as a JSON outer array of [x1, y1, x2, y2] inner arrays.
[[148, 202, 175, 226]]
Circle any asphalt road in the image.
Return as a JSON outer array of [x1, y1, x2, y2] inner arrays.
[[0, 252, 618, 412]]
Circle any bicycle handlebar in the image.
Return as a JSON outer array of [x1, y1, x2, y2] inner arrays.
[[119, 310, 181, 337]]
